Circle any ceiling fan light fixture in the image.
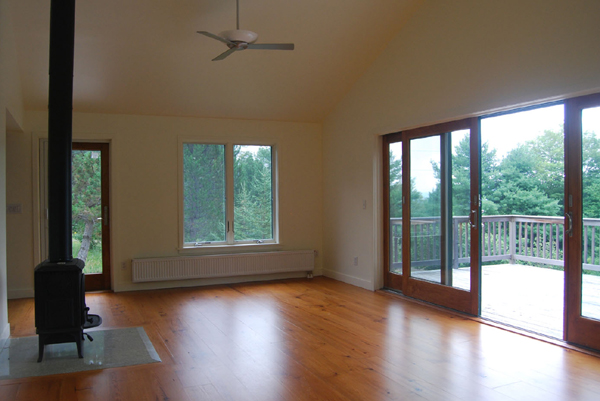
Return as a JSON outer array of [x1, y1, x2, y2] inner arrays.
[[197, 0, 294, 61], [220, 29, 258, 44]]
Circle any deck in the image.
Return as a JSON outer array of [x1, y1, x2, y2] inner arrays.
[[391, 214, 600, 338], [412, 264, 600, 339]]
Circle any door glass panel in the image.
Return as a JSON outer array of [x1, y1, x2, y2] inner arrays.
[[389, 142, 402, 274], [183, 144, 226, 243], [480, 104, 565, 338], [410, 136, 442, 283], [581, 106, 600, 320], [72, 150, 103, 274], [408, 131, 472, 288], [450, 129, 471, 290]]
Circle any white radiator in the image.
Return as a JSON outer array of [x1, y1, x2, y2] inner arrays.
[[131, 250, 314, 283]]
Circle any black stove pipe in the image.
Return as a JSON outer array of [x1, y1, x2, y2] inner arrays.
[[34, 0, 102, 363], [47, 0, 76, 263]]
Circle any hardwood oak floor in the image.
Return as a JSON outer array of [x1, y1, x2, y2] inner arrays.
[[3, 276, 600, 400]]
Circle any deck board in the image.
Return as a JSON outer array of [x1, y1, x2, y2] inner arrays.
[[412, 264, 600, 338]]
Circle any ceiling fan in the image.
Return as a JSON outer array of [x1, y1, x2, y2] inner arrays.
[[197, 0, 294, 61]]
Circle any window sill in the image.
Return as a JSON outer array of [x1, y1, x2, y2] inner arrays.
[[178, 242, 282, 255]]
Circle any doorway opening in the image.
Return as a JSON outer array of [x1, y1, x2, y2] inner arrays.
[[480, 104, 566, 338], [40, 141, 111, 291]]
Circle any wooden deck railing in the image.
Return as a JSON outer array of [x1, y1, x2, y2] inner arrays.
[[390, 215, 600, 272]]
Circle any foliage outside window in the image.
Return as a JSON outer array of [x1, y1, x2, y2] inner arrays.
[[389, 128, 572, 220], [233, 145, 273, 241], [72, 150, 102, 264], [183, 143, 275, 246], [183, 144, 226, 243]]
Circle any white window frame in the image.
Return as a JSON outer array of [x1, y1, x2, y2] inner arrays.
[[178, 138, 279, 250]]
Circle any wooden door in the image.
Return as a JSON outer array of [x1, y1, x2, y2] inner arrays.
[[72, 142, 111, 291], [565, 93, 600, 348], [384, 118, 480, 315]]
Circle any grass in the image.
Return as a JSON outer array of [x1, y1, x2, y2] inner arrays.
[[72, 239, 103, 274]]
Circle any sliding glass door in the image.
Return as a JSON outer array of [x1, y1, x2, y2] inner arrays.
[[384, 119, 480, 314], [383, 92, 600, 350], [565, 93, 600, 349], [383, 94, 600, 349]]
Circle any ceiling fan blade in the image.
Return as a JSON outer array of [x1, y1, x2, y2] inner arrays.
[[247, 43, 295, 50], [197, 31, 233, 45], [212, 48, 237, 61]]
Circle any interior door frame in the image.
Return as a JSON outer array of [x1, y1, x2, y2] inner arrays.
[[40, 140, 112, 291], [565, 92, 600, 348], [72, 142, 111, 291], [383, 118, 480, 315]]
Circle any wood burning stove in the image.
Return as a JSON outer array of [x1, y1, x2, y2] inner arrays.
[[34, 0, 102, 362], [34, 259, 101, 362]]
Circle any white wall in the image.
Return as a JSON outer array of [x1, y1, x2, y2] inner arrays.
[[8, 111, 323, 294], [322, 0, 600, 290], [0, 0, 25, 343], [6, 130, 32, 299], [8, 0, 600, 305]]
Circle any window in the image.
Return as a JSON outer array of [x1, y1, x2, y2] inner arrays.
[[182, 142, 276, 247]]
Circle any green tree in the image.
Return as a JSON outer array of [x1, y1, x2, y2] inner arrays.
[[449, 136, 471, 216], [429, 136, 499, 216], [234, 146, 273, 240], [478, 141, 500, 215], [72, 150, 102, 262], [389, 153, 403, 218], [183, 144, 226, 242], [183, 144, 274, 244], [388, 150, 424, 218], [525, 128, 564, 210], [490, 145, 560, 216], [582, 130, 600, 218]]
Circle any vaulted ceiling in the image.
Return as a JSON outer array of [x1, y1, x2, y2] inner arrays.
[[9, 0, 422, 123]]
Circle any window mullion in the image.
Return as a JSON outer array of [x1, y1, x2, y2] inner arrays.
[[225, 143, 235, 244]]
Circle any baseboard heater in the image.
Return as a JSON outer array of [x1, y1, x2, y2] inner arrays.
[[131, 250, 314, 283]]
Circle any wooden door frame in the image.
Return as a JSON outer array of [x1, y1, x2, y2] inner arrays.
[[72, 142, 111, 291], [565, 92, 600, 348], [383, 118, 480, 315], [383, 131, 403, 291]]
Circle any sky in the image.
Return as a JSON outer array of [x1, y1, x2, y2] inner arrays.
[[391, 104, 600, 196], [481, 104, 564, 160]]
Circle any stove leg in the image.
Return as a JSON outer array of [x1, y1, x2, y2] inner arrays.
[[38, 336, 45, 362], [76, 332, 83, 358]]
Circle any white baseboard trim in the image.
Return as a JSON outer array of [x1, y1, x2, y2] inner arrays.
[[8, 288, 34, 299], [0, 323, 10, 350], [322, 269, 373, 290]]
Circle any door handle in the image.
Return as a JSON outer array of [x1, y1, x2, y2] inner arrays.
[[565, 212, 573, 237], [470, 209, 478, 229]]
